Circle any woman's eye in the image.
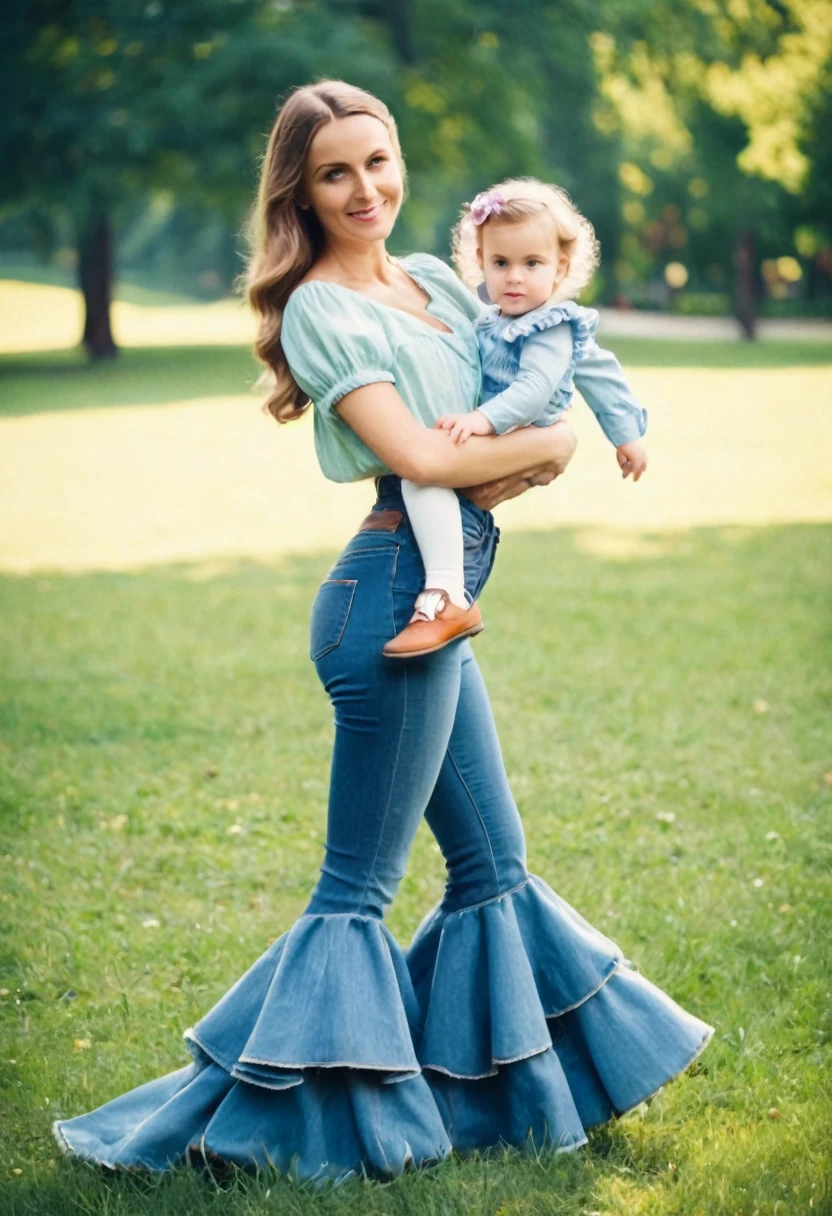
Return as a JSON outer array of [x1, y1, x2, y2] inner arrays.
[[369, 156, 386, 167], [325, 169, 344, 181]]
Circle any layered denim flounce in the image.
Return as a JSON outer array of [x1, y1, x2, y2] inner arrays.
[[53, 874, 713, 1185], [478, 299, 598, 416]]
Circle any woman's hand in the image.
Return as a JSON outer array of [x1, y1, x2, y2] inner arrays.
[[463, 420, 577, 510]]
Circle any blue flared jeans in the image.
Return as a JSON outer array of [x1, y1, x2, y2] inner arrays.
[[52, 475, 713, 1183], [305, 475, 526, 921]]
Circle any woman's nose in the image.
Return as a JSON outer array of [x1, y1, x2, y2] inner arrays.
[[352, 170, 375, 201]]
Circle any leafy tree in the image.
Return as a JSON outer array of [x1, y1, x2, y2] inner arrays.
[[595, 0, 832, 335], [0, 0, 391, 356]]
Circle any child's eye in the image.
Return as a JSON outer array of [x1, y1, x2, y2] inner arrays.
[[494, 259, 507, 267], [527, 259, 540, 267]]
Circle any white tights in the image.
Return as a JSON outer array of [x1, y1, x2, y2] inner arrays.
[[400, 480, 468, 608]]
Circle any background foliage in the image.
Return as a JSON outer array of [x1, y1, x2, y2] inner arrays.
[[2, 0, 830, 350]]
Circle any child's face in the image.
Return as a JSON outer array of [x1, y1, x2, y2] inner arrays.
[[478, 216, 569, 315]]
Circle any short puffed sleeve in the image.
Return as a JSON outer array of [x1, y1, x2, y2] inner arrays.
[[281, 283, 396, 415]]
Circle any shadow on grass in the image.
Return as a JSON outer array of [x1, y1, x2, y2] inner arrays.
[[0, 346, 261, 418]]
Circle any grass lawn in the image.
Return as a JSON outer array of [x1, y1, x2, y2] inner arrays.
[[1, 295, 831, 1214], [1, 527, 830, 1214]]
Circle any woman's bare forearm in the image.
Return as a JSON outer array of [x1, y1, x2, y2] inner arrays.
[[337, 383, 575, 488], [462, 421, 577, 510]]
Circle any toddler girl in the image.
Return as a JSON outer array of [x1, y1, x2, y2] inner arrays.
[[384, 177, 649, 658]]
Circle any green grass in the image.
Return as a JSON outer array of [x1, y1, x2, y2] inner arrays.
[[0, 347, 261, 417], [1, 338, 830, 421], [603, 338, 832, 368], [1, 524, 831, 1215]]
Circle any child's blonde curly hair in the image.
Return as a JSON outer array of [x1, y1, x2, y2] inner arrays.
[[451, 177, 600, 305]]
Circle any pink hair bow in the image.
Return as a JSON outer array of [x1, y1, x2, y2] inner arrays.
[[469, 190, 505, 225]]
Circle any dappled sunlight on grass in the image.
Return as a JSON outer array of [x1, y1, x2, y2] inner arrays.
[[1, 363, 830, 572]]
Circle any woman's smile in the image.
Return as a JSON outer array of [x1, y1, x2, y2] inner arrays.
[[348, 201, 386, 223]]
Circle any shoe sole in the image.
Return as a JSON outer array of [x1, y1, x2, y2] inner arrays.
[[383, 623, 484, 659]]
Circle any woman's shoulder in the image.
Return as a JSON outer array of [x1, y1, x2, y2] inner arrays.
[[283, 277, 384, 346]]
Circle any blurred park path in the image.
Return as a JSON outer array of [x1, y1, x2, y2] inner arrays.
[[597, 308, 832, 342], [2, 279, 831, 355]]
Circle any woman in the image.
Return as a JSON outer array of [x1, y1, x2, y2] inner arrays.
[[53, 81, 712, 1185]]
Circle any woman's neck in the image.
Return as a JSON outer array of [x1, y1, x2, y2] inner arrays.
[[315, 240, 395, 289]]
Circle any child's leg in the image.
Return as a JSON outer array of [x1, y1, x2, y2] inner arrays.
[[400, 480, 467, 608]]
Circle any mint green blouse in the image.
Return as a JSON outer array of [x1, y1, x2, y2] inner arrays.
[[280, 253, 483, 484]]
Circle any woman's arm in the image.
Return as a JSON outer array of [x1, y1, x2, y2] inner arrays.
[[336, 383, 575, 488]]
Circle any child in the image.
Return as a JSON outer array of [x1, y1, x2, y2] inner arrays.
[[383, 177, 649, 659]]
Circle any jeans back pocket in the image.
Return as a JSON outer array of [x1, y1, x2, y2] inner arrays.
[[309, 579, 357, 661]]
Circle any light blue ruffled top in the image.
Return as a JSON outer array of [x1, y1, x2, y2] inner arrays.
[[281, 255, 647, 484], [281, 254, 483, 484], [476, 299, 648, 446]]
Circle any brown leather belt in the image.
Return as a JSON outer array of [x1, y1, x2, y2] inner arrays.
[[357, 509, 403, 533]]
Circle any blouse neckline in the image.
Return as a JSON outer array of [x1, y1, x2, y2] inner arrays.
[[291, 256, 461, 341]]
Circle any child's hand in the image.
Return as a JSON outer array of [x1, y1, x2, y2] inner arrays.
[[435, 410, 495, 444], [616, 440, 648, 481]]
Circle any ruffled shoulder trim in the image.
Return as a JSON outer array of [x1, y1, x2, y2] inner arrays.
[[500, 300, 598, 363]]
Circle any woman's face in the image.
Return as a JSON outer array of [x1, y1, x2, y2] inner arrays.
[[301, 114, 403, 249]]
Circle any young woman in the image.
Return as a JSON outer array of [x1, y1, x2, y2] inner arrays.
[[53, 80, 713, 1186]]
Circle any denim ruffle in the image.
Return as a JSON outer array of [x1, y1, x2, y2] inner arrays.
[[496, 300, 598, 362], [185, 914, 422, 1086], [52, 913, 451, 1183], [53, 883, 713, 1181], [408, 875, 713, 1151]]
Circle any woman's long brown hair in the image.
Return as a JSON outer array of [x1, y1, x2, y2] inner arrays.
[[244, 80, 406, 423]]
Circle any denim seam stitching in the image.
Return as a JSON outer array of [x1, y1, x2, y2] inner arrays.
[[238, 1054, 421, 1073], [541, 953, 623, 1018], [450, 875, 531, 916], [229, 1066, 304, 1092], [422, 1038, 553, 1080], [358, 617, 406, 916], [446, 745, 502, 895]]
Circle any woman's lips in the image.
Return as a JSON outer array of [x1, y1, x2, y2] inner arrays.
[[348, 203, 384, 222]]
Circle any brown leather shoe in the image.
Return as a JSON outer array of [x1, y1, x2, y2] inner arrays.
[[383, 589, 484, 659]]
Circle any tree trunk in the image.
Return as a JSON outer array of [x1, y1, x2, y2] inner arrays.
[[78, 210, 117, 359], [733, 227, 756, 341]]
